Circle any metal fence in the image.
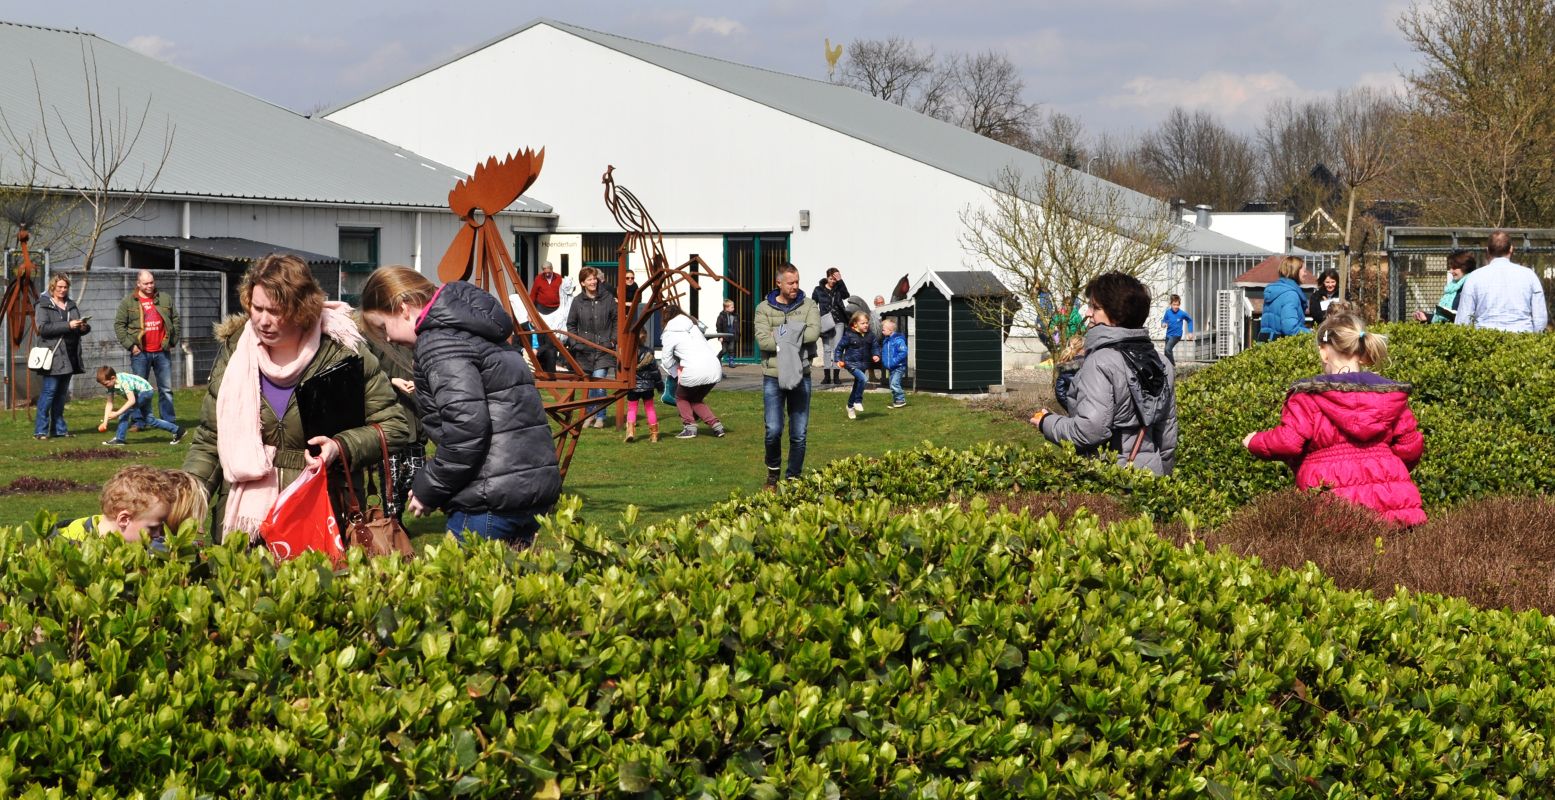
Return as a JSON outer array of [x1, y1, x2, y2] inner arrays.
[[3, 265, 227, 409], [1386, 227, 1555, 323]]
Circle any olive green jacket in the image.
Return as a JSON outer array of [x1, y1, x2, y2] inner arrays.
[[114, 291, 180, 352], [182, 316, 412, 534]]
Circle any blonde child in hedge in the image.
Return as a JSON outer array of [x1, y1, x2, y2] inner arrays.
[[1242, 309, 1426, 526], [54, 465, 175, 545]]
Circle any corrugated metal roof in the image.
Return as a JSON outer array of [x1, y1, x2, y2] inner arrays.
[[118, 235, 343, 265], [333, 18, 1260, 255], [0, 20, 551, 213]]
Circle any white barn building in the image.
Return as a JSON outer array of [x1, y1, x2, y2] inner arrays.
[[326, 19, 1267, 365]]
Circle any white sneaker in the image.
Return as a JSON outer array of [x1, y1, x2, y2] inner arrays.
[[852, 402, 863, 412], [847, 406, 857, 420]]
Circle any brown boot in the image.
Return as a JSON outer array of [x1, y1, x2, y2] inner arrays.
[[648, 423, 660, 443], [624, 422, 636, 443]]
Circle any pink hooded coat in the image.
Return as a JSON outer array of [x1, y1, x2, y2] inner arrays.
[[1247, 373, 1426, 526]]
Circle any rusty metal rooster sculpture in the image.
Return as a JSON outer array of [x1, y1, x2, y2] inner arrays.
[[436, 152, 744, 479]]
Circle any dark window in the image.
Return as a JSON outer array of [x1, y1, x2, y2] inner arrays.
[[339, 228, 380, 305]]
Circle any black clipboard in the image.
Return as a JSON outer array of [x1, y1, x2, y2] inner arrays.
[[298, 355, 365, 454]]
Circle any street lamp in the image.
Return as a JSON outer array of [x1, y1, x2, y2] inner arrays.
[[1085, 156, 1100, 175]]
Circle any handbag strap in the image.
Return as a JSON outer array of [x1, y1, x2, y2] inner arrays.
[[1125, 425, 1147, 467], [332, 437, 365, 520]]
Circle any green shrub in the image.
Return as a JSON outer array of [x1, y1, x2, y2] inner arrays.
[[5, 496, 1555, 796], [1176, 325, 1555, 508], [705, 440, 1235, 526]]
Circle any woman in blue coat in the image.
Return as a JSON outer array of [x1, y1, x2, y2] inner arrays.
[[1259, 256, 1311, 341]]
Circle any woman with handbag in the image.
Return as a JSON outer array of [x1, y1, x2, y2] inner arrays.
[[181, 254, 411, 541], [32, 274, 90, 440], [360, 266, 562, 547]]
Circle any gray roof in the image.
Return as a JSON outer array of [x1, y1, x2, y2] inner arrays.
[[118, 235, 343, 267], [0, 20, 551, 213], [335, 18, 1259, 255]]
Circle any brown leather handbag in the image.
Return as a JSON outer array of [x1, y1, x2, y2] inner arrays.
[[336, 423, 415, 559]]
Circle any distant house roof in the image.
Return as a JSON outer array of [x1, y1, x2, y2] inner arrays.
[[910, 270, 1013, 299], [0, 20, 551, 214], [1235, 255, 1317, 288], [117, 236, 341, 269], [332, 18, 1263, 255]]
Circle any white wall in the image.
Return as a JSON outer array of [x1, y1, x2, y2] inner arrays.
[[1180, 211, 1289, 253], [327, 24, 995, 309]]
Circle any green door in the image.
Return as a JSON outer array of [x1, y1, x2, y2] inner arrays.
[[724, 234, 790, 362]]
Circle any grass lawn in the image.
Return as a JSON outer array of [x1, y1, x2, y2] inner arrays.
[[0, 383, 1044, 534]]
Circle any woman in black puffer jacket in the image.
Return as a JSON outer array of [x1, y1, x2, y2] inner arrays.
[[360, 267, 561, 546]]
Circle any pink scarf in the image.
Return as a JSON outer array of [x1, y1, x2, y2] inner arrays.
[[217, 302, 363, 539]]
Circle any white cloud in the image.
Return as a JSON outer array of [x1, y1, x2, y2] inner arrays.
[[339, 41, 408, 88], [689, 16, 748, 37], [1105, 70, 1321, 124], [126, 34, 176, 62]]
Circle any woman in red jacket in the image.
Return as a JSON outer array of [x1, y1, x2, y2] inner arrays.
[[1242, 309, 1426, 526]]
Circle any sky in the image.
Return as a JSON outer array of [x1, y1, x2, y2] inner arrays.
[[0, 0, 1421, 139]]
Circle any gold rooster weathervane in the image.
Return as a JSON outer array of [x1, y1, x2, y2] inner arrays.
[[436, 152, 745, 479]]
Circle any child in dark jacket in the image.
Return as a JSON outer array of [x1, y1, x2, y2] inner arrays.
[[874, 317, 909, 407], [623, 328, 663, 443], [1243, 309, 1425, 526], [715, 299, 738, 368], [835, 311, 877, 419]]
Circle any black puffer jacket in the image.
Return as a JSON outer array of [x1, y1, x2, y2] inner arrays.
[[565, 285, 617, 373], [412, 281, 561, 515]]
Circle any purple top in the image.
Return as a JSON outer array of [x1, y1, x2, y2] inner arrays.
[[260, 373, 296, 418]]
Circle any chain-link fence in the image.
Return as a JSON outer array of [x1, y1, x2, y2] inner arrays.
[[1386, 227, 1555, 324], [3, 266, 227, 409]]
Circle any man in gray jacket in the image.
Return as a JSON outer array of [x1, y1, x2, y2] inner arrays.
[[754, 263, 821, 489]]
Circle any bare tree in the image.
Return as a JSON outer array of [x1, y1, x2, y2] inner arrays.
[[1333, 87, 1401, 293], [0, 41, 174, 270], [1137, 107, 1258, 212], [1029, 111, 1087, 169], [1258, 98, 1338, 217], [960, 165, 1182, 380], [948, 51, 1039, 149], [1396, 0, 1555, 226], [834, 37, 938, 107]]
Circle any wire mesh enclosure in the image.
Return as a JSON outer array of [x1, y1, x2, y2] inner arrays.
[[1386, 227, 1555, 324]]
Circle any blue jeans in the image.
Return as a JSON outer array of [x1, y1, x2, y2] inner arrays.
[[1164, 336, 1181, 365], [447, 510, 540, 548], [132, 350, 176, 424], [588, 366, 615, 422], [888, 365, 906, 405], [34, 374, 70, 436], [763, 374, 811, 479], [116, 392, 179, 440], [845, 366, 867, 407]]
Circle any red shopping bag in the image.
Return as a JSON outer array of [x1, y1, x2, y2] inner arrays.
[[259, 464, 345, 563]]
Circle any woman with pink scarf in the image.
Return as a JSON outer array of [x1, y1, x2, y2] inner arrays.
[[181, 254, 410, 540]]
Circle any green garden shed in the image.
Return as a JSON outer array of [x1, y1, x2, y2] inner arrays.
[[909, 270, 1013, 392]]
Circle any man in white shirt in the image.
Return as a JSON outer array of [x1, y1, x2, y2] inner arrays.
[[1455, 230, 1548, 333]]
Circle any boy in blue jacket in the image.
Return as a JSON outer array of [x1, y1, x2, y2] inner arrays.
[[876, 317, 909, 408], [1160, 294, 1194, 365]]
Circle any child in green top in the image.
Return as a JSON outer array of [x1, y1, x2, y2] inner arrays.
[[54, 465, 174, 546], [96, 365, 184, 446]]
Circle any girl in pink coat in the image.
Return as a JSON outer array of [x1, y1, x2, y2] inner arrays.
[[1242, 309, 1426, 526]]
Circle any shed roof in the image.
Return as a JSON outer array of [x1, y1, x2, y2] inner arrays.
[[1234, 255, 1317, 288], [334, 19, 1264, 256], [910, 270, 1013, 299], [117, 236, 344, 268], [0, 20, 551, 213]]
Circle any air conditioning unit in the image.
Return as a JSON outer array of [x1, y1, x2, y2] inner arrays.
[[1215, 289, 1245, 358]]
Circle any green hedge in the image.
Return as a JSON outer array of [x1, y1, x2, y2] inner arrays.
[[6, 489, 1555, 796], [1176, 325, 1555, 507]]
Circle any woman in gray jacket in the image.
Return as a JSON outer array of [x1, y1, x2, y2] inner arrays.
[[33, 274, 91, 439], [565, 267, 618, 428], [1028, 272, 1177, 475]]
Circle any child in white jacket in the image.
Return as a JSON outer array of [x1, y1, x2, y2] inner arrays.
[[660, 306, 725, 439]]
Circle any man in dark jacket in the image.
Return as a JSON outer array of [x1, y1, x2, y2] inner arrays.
[[113, 271, 180, 427], [413, 280, 561, 543], [812, 267, 849, 385]]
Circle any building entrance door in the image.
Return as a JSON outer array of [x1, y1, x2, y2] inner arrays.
[[724, 233, 790, 362]]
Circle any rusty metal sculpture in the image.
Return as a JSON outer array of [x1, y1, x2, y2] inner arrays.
[[1, 225, 41, 413], [436, 153, 745, 478]]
